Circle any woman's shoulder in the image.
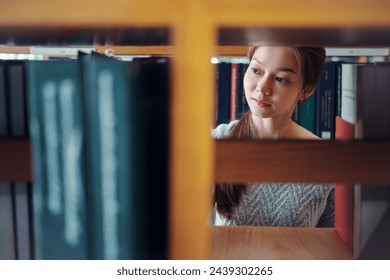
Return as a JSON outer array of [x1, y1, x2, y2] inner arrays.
[[291, 122, 322, 140], [212, 120, 239, 139]]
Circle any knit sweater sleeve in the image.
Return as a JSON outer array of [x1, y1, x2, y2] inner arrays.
[[211, 120, 239, 139], [316, 187, 335, 227]]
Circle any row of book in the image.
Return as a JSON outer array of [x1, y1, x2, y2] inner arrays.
[[215, 60, 249, 125], [215, 59, 390, 140], [25, 53, 170, 259], [334, 62, 390, 258]]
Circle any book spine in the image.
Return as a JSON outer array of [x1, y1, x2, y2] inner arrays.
[[334, 116, 355, 252], [26, 61, 44, 260], [357, 64, 390, 139], [216, 62, 231, 125], [130, 58, 170, 260], [82, 55, 132, 260], [0, 182, 17, 259], [0, 62, 8, 136], [12, 182, 32, 259], [236, 62, 248, 119], [299, 94, 316, 134], [315, 62, 337, 139], [57, 74, 87, 258], [229, 63, 237, 121], [340, 63, 359, 125], [6, 61, 27, 137], [5, 60, 32, 260], [26, 61, 87, 259]]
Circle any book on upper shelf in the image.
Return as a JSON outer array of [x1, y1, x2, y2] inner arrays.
[[340, 62, 390, 139], [0, 61, 8, 137], [215, 62, 231, 125], [334, 116, 355, 253], [325, 48, 390, 57], [81, 52, 170, 260], [314, 61, 340, 139], [26, 59, 88, 260]]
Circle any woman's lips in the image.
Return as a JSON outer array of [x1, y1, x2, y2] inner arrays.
[[253, 98, 271, 108]]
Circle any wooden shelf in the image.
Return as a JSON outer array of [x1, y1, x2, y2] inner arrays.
[[207, 0, 390, 27], [2, 0, 390, 28], [0, 0, 177, 27], [215, 140, 390, 184], [218, 27, 390, 46], [210, 226, 353, 260], [0, 139, 31, 181], [0, 27, 169, 46]]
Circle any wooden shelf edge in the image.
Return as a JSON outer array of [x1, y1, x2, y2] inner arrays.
[[210, 226, 353, 260], [0, 139, 32, 181], [215, 140, 390, 184]]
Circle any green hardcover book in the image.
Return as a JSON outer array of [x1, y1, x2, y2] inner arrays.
[[299, 93, 316, 134], [26, 60, 87, 259], [81, 53, 132, 260], [127, 57, 170, 260]]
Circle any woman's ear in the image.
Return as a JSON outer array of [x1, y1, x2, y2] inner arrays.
[[299, 85, 316, 101]]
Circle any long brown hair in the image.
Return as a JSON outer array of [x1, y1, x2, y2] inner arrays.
[[213, 46, 326, 218]]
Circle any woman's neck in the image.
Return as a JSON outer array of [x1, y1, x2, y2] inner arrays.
[[251, 114, 295, 139]]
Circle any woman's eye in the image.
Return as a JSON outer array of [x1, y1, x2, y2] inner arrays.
[[251, 68, 260, 75], [276, 77, 288, 84]]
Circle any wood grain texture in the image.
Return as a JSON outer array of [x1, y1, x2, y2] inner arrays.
[[215, 140, 390, 184], [210, 226, 353, 259], [0, 139, 31, 181]]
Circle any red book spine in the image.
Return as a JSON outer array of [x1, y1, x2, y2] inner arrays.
[[334, 116, 355, 251], [229, 63, 238, 121]]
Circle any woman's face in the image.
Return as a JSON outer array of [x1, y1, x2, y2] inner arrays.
[[244, 46, 304, 119]]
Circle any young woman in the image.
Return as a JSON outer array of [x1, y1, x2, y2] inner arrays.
[[212, 46, 334, 227]]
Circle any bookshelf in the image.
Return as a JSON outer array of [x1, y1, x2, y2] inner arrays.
[[1, 0, 390, 260]]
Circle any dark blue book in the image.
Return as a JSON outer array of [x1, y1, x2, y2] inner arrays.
[[315, 61, 338, 139], [5, 61, 28, 138], [127, 57, 170, 260], [236, 62, 248, 119], [0, 61, 8, 137], [216, 62, 231, 125]]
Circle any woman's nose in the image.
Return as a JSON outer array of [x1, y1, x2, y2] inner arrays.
[[256, 77, 272, 96]]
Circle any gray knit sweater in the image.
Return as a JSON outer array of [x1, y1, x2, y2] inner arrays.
[[212, 121, 335, 228]]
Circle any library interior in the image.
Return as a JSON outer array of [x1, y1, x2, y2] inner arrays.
[[0, 0, 390, 260]]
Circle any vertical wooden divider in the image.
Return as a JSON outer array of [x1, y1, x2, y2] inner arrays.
[[169, 1, 216, 259]]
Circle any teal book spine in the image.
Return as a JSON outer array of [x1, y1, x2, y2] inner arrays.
[[299, 94, 316, 134], [81, 53, 132, 260], [26, 60, 87, 259]]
